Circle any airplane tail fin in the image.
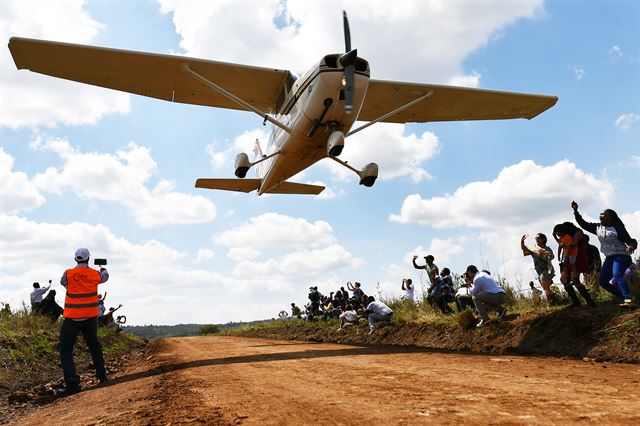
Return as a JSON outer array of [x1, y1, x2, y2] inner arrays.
[[266, 181, 325, 195], [195, 178, 261, 193]]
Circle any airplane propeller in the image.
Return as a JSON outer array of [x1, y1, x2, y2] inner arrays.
[[340, 10, 357, 114]]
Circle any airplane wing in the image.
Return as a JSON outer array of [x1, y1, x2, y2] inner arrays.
[[8, 37, 291, 113], [358, 79, 558, 123]]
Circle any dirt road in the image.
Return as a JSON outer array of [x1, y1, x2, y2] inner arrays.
[[9, 336, 640, 425]]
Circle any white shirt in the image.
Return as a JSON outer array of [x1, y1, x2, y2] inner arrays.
[[404, 286, 415, 300], [366, 300, 393, 315], [456, 286, 471, 297], [340, 310, 358, 322], [470, 272, 505, 296], [30, 284, 50, 304]]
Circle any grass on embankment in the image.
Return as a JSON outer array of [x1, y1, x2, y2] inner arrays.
[[0, 307, 144, 396], [228, 277, 640, 363]]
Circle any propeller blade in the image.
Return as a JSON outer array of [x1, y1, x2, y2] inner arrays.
[[343, 10, 351, 52], [339, 49, 357, 114]]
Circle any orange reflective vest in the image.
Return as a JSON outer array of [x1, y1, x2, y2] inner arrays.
[[63, 266, 102, 318]]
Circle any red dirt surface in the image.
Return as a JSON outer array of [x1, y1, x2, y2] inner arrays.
[[7, 336, 640, 425]]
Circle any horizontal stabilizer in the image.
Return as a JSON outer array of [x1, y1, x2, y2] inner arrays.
[[266, 181, 325, 195], [195, 178, 261, 193]]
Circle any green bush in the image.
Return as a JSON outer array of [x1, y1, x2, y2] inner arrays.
[[198, 324, 221, 335]]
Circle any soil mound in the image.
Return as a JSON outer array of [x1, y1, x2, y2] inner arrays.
[[233, 305, 640, 363]]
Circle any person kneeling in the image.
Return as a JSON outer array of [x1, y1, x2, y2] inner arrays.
[[363, 296, 393, 334], [466, 265, 507, 328]]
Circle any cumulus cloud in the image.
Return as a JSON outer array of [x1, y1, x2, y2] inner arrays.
[[205, 128, 269, 172], [233, 244, 365, 281], [0, 214, 239, 324], [0, 148, 46, 214], [30, 135, 216, 227], [214, 212, 335, 251], [389, 160, 613, 228], [195, 249, 215, 263], [572, 65, 585, 80], [610, 45, 623, 57], [158, 0, 543, 83], [448, 72, 482, 88], [1, 0, 130, 128], [615, 113, 640, 130]]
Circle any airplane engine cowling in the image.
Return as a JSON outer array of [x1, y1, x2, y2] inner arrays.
[[234, 153, 250, 178], [327, 130, 345, 157], [359, 162, 378, 187]]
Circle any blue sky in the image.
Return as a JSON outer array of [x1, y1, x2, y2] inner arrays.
[[1, 0, 638, 325]]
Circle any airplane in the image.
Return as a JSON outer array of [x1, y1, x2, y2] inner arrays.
[[8, 12, 557, 196]]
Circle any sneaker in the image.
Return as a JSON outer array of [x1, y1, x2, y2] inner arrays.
[[497, 308, 507, 320], [619, 299, 636, 308], [55, 385, 81, 397], [476, 319, 487, 328]]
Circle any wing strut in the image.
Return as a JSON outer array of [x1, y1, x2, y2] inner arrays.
[[181, 64, 293, 134], [347, 90, 433, 137]]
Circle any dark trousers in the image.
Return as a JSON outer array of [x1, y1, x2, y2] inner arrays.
[[59, 317, 105, 387]]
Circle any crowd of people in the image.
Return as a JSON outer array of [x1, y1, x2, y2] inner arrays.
[[287, 282, 393, 334], [285, 201, 638, 330]]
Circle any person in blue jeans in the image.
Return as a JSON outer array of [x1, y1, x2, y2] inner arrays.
[[571, 201, 637, 307]]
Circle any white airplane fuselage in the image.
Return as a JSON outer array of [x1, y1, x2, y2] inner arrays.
[[255, 55, 370, 194]]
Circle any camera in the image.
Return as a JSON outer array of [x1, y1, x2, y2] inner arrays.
[[94, 258, 108, 266]]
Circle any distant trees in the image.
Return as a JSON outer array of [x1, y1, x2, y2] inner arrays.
[[198, 324, 220, 335]]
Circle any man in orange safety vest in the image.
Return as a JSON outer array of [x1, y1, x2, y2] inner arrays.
[[56, 248, 109, 397]]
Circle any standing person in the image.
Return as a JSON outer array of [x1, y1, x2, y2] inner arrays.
[[412, 255, 439, 289], [401, 278, 414, 301], [30, 280, 51, 313], [553, 222, 597, 307], [521, 233, 556, 305], [363, 296, 393, 334], [572, 201, 638, 307], [466, 265, 508, 327], [57, 248, 109, 396]]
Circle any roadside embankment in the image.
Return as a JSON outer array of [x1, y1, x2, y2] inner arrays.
[[0, 312, 145, 424], [230, 305, 640, 364]]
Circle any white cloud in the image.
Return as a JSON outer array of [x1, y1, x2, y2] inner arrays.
[[233, 244, 364, 281], [205, 128, 269, 172], [0, 214, 240, 324], [158, 0, 543, 83], [631, 156, 640, 168], [614, 113, 640, 130], [0, 148, 46, 214], [610, 45, 623, 57], [448, 72, 481, 88], [214, 212, 335, 251], [0, 1, 130, 128], [227, 247, 262, 261], [30, 135, 216, 227], [195, 249, 215, 263], [306, 181, 344, 200], [326, 124, 440, 182], [390, 160, 613, 228], [572, 65, 585, 80], [620, 211, 640, 246]]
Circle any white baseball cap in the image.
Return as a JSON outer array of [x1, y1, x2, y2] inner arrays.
[[74, 248, 90, 262]]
